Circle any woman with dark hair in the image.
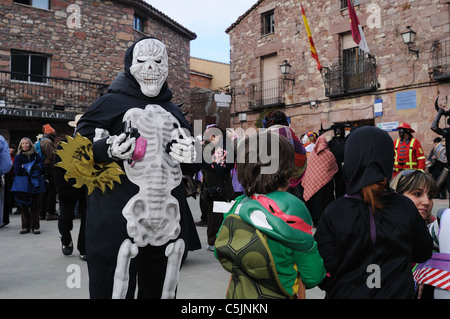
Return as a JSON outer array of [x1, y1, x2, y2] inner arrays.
[[314, 126, 433, 298], [215, 131, 325, 299]]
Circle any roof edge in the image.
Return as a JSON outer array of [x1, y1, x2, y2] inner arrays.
[[191, 56, 230, 65], [190, 70, 213, 78], [225, 0, 263, 34], [116, 0, 197, 40]]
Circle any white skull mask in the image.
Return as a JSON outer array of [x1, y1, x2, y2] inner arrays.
[[130, 39, 169, 97]]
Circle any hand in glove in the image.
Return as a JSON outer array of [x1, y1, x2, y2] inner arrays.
[[168, 127, 197, 163], [107, 133, 136, 160]]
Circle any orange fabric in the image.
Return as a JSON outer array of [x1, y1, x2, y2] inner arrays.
[[43, 124, 55, 135]]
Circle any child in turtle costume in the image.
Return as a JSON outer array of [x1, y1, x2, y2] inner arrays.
[[215, 131, 325, 299]]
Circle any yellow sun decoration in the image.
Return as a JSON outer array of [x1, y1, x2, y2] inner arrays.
[[54, 133, 125, 195]]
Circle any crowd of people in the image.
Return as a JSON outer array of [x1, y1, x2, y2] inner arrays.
[[0, 36, 448, 300], [0, 110, 449, 299], [196, 112, 449, 299], [0, 120, 86, 260], [0, 108, 449, 299]]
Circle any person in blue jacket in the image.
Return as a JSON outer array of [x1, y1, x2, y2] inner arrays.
[[0, 134, 13, 228], [10, 137, 46, 234]]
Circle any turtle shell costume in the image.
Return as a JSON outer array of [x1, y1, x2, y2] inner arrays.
[[215, 191, 325, 299]]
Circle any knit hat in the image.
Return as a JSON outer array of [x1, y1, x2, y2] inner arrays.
[[307, 131, 316, 142], [43, 124, 56, 135]]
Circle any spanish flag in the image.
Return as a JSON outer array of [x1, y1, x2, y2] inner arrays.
[[301, 4, 322, 71]]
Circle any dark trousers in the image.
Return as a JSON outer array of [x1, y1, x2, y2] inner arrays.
[[21, 193, 40, 230], [204, 198, 224, 246], [333, 167, 346, 199], [39, 165, 57, 217], [58, 194, 86, 254], [306, 180, 335, 227], [199, 194, 208, 223]]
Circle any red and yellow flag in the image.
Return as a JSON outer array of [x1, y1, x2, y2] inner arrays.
[[301, 4, 322, 71]]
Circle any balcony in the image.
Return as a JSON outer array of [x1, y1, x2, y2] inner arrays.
[[248, 78, 286, 109], [0, 70, 108, 116], [323, 55, 377, 97], [432, 39, 450, 81]]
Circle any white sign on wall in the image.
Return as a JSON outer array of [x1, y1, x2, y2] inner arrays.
[[214, 92, 231, 107], [377, 121, 399, 132], [374, 98, 383, 117]]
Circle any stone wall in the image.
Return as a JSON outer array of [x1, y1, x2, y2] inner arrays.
[[228, 0, 450, 153], [0, 0, 192, 108]]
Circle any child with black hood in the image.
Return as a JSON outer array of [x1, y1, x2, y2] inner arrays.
[[315, 126, 433, 298]]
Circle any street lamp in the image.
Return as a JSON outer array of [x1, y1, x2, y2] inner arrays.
[[280, 59, 295, 84], [401, 26, 419, 58]]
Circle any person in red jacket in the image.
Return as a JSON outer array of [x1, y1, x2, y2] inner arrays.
[[393, 123, 426, 177]]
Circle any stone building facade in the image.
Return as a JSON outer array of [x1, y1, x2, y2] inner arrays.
[[227, 0, 450, 155], [0, 0, 195, 145]]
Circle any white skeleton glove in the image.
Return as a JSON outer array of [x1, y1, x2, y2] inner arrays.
[[107, 133, 136, 160], [168, 127, 196, 164]]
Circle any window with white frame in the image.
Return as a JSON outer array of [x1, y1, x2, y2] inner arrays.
[[13, 0, 50, 10], [10, 50, 50, 84]]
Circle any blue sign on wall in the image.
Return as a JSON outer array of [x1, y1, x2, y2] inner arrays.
[[396, 90, 417, 110]]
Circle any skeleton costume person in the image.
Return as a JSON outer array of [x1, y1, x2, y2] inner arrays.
[[75, 37, 201, 299]]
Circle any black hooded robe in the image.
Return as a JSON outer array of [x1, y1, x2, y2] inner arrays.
[[314, 126, 432, 298], [76, 38, 201, 299]]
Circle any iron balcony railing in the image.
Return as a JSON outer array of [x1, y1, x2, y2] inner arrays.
[[0, 70, 108, 112], [323, 55, 377, 97], [248, 78, 285, 109], [432, 39, 450, 81]]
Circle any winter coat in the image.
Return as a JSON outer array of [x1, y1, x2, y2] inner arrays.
[[315, 126, 433, 298], [11, 151, 46, 203]]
